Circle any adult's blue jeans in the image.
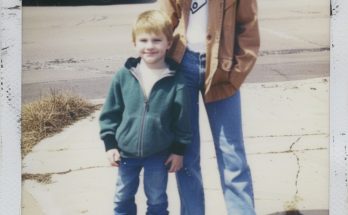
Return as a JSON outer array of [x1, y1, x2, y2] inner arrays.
[[176, 49, 256, 215], [114, 153, 169, 215]]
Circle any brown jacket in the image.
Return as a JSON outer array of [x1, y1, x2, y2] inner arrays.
[[160, 0, 260, 102]]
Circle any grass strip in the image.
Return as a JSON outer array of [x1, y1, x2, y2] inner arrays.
[[22, 90, 99, 157]]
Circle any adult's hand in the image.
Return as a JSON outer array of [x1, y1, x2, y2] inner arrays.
[[165, 154, 183, 173]]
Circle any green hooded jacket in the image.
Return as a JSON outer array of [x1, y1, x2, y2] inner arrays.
[[99, 57, 192, 158]]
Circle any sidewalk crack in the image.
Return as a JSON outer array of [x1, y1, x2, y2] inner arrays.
[[22, 165, 109, 184], [249, 147, 327, 155], [290, 137, 301, 197], [272, 68, 289, 80], [284, 137, 303, 211]]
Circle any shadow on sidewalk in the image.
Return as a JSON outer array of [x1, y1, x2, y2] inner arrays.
[[268, 209, 329, 215]]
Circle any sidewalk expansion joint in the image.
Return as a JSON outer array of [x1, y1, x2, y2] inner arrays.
[[245, 133, 328, 139], [22, 165, 109, 184], [249, 147, 327, 155], [43, 147, 101, 152]]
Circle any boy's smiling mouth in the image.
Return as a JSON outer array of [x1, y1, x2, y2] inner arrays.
[[144, 51, 158, 55]]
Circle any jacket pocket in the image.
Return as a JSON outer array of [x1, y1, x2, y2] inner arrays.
[[142, 116, 173, 155], [211, 66, 231, 87], [116, 116, 139, 153]]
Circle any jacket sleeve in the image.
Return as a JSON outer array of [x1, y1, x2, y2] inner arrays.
[[171, 77, 192, 155], [230, 0, 260, 88], [99, 73, 124, 151], [160, 0, 181, 29]]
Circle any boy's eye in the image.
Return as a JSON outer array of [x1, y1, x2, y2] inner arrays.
[[139, 39, 148, 42]]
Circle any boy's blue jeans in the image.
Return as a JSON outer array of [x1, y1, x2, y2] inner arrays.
[[114, 153, 169, 215], [176, 49, 256, 215]]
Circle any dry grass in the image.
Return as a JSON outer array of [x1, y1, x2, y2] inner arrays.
[[22, 173, 53, 184], [22, 90, 99, 157], [22, 169, 72, 184]]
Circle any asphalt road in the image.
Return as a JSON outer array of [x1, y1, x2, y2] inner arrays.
[[22, 0, 330, 103]]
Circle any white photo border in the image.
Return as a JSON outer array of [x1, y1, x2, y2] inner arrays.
[[0, 0, 22, 214], [330, 0, 348, 214], [1, 0, 348, 214]]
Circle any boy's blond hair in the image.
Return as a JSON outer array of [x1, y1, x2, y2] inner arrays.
[[132, 10, 173, 44]]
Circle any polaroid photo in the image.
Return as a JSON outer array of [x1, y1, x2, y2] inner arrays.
[[1, 0, 348, 214]]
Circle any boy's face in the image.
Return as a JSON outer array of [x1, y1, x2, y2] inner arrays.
[[134, 31, 172, 69]]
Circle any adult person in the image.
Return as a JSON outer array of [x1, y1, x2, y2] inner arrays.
[[161, 0, 260, 214]]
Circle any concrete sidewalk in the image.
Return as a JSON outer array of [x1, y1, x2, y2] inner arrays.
[[22, 77, 329, 215]]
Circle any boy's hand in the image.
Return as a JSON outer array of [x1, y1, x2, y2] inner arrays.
[[165, 154, 183, 173], [106, 149, 120, 167]]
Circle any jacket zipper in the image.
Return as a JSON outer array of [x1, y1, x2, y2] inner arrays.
[[130, 69, 174, 157], [138, 99, 149, 157]]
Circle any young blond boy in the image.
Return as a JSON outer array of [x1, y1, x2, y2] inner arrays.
[[99, 10, 192, 215]]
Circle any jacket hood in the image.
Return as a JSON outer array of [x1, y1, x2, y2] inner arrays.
[[124, 57, 180, 71]]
